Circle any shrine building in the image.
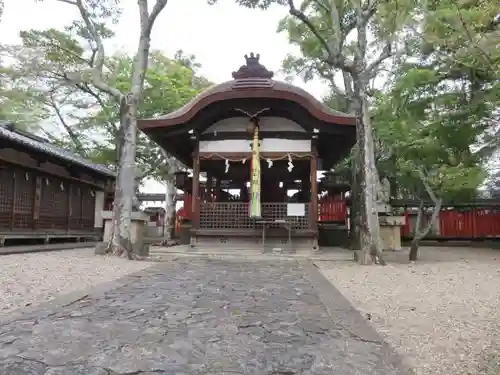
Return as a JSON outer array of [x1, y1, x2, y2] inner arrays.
[[138, 53, 356, 252], [0, 121, 114, 246]]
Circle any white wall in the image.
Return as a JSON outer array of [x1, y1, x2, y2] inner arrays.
[[203, 117, 306, 134], [199, 139, 311, 153]]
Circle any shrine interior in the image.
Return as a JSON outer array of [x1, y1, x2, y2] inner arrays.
[[199, 159, 312, 203]]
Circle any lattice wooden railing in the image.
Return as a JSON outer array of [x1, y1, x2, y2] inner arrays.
[[199, 202, 310, 229]]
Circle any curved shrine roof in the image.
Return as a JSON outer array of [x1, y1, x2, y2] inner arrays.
[[138, 53, 356, 129]]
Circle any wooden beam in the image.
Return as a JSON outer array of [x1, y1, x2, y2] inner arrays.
[[10, 171, 17, 230], [0, 155, 106, 189], [310, 148, 318, 232], [192, 148, 200, 229], [199, 131, 313, 141], [199, 152, 314, 160], [67, 184, 72, 230], [33, 176, 42, 229], [390, 199, 500, 208]]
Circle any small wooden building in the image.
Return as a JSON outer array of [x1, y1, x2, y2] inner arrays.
[[0, 121, 115, 246], [139, 54, 357, 252]]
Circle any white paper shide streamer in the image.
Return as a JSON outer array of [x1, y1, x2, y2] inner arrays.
[[287, 154, 294, 172]]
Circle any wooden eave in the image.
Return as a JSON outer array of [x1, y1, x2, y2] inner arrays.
[[138, 79, 356, 130], [139, 54, 357, 169]]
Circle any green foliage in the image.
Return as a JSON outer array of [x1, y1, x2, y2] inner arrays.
[[270, 0, 498, 201], [207, 0, 287, 9], [373, 69, 487, 202], [2, 24, 211, 183], [91, 50, 211, 180]]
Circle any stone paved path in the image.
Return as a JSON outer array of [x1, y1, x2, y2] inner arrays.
[[0, 258, 409, 374]]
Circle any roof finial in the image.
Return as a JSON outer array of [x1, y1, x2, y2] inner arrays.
[[232, 53, 274, 80]]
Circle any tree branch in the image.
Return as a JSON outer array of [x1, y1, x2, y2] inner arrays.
[[56, 0, 122, 99], [418, 169, 439, 204], [47, 91, 86, 156], [451, 0, 495, 68], [287, 0, 354, 73], [311, 0, 329, 14], [130, 0, 169, 98], [76, 82, 119, 135], [148, 0, 169, 31], [362, 0, 379, 22], [365, 42, 392, 77], [342, 71, 354, 99]]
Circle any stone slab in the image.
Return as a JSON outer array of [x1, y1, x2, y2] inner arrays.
[[0, 242, 99, 256], [0, 258, 412, 374]]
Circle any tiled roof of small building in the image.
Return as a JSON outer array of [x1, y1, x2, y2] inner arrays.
[[0, 121, 115, 177]]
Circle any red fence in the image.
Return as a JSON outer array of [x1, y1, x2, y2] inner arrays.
[[439, 209, 500, 238], [176, 196, 500, 239], [318, 200, 347, 222], [402, 208, 500, 239]]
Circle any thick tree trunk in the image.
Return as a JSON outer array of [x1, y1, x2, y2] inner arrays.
[[349, 145, 361, 250], [108, 94, 138, 259], [352, 80, 384, 265]]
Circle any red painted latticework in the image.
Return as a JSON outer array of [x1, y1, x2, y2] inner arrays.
[[440, 209, 500, 238], [474, 209, 500, 237], [318, 199, 347, 222], [183, 193, 192, 220], [402, 209, 410, 236]]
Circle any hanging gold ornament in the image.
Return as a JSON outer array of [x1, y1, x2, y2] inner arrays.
[[246, 121, 256, 134]]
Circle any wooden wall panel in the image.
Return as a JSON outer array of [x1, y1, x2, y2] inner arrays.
[[81, 186, 96, 230], [39, 176, 68, 230], [69, 185, 83, 230], [13, 169, 35, 229], [0, 166, 15, 229]]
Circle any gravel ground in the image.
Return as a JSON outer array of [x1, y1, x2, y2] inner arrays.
[[317, 247, 500, 375], [0, 248, 154, 314]]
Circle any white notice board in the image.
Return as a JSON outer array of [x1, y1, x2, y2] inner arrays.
[[287, 203, 305, 217]]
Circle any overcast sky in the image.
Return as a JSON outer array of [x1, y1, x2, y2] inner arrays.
[[0, 0, 328, 97], [0, 0, 330, 196]]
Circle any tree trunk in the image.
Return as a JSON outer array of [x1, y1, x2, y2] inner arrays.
[[409, 198, 442, 261], [349, 145, 361, 250], [352, 80, 384, 265], [408, 199, 424, 262], [163, 178, 176, 242], [108, 94, 138, 259]]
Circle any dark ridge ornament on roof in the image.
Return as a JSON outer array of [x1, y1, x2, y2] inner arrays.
[[232, 53, 274, 79]]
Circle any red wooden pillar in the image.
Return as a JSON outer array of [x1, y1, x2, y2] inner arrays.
[[403, 208, 409, 236]]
